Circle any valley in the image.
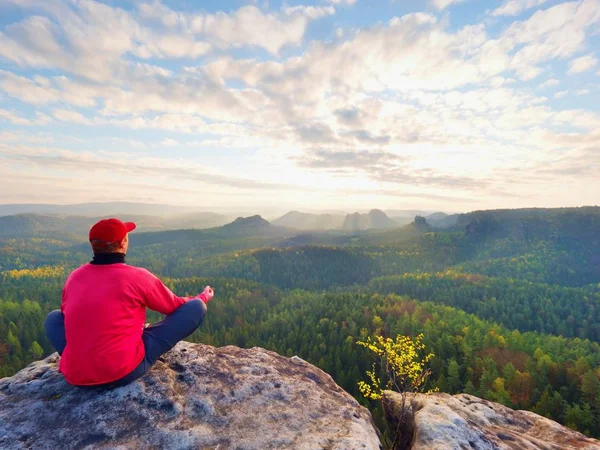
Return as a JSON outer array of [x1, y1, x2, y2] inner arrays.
[[1, 206, 599, 437]]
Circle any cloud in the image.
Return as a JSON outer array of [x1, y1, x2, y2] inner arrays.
[[203, 6, 333, 54], [299, 149, 401, 169], [52, 109, 90, 124], [0, 108, 34, 125], [568, 54, 598, 74], [0, 131, 54, 144], [431, 0, 466, 10], [297, 148, 491, 191], [139, 2, 334, 55], [0, 0, 332, 85], [1, 0, 599, 208], [539, 78, 559, 88], [326, 0, 357, 4], [491, 0, 550, 17], [0, 143, 297, 192], [160, 138, 179, 147], [0, 2, 142, 82], [503, 1, 600, 79], [0, 70, 60, 104], [0, 108, 51, 125]]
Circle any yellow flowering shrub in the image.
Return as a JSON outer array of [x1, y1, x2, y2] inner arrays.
[[356, 333, 434, 401]]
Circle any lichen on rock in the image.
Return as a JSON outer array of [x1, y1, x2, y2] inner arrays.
[[0, 342, 381, 450]]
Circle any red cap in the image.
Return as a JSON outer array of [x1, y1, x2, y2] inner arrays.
[[89, 218, 136, 246]]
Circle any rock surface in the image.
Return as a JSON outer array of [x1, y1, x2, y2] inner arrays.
[[0, 342, 381, 450], [384, 391, 600, 450]]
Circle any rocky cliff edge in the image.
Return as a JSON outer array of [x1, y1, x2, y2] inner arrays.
[[0, 342, 381, 450]]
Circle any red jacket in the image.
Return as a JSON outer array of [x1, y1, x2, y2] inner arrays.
[[60, 263, 187, 386]]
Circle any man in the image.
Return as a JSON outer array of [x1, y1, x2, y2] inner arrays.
[[44, 218, 213, 387]]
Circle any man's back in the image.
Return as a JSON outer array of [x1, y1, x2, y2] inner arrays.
[[60, 263, 184, 386], [45, 217, 210, 388]]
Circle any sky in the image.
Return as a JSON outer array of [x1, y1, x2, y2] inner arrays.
[[0, 0, 598, 214]]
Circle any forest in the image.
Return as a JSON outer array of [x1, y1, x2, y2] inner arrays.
[[0, 207, 599, 437]]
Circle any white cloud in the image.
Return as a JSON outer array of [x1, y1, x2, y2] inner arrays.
[[0, 131, 54, 144], [0, 142, 307, 193], [491, 0, 550, 17], [568, 54, 598, 74], [540, 78, 559, 88], [160, 138, 179, 147], [575, 89, 590, 95], [0, 108, 34, 125], [52, 109, 90, 124], [1, 0, 600, 208], [282, 5, 336, 19], [326, 0, 357, 4], [203, 6, 334, 54], [489, 76, 507, 88], [502, 1, 600, 80], [431, 0, 466, 10], [139, 3, 333, 55], [0, 0, 332, 85], [0, 70, 60, 104]]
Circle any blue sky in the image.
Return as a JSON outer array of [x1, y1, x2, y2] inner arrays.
[[0, 0, 598, 213]]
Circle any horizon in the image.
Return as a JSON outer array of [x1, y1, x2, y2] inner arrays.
[[1, 0, 599, 210], [1, 200, 599, 221]]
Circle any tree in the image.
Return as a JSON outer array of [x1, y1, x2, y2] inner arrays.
[[357, 333, 434, 450], [28, 341, 43, 361], [464, 380, 478, 396], [488, 377, 512, 407], [581, 370, 599, 403], [447, 359, 462, 393], [502, 362, 517, 383]]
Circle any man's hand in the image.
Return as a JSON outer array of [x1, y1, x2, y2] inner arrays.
[[198, 285, 214, 304]]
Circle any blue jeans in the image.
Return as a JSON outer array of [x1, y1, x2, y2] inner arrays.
[[44, 299, 207, 388]]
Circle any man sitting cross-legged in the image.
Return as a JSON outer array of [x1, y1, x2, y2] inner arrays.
[[44, 218, 214, 388]]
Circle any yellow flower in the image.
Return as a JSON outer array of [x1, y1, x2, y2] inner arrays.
[[356, 333, 434, 401]]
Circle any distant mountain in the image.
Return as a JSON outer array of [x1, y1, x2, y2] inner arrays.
[[0, 212, 233, 241], [272, 211, 344, 230], [384, 209, 437, 218], [126, 215, 284, 257], [0, 214, 91, 239], [162, 212, 232, 230], [222, 215, 271, 231], [343, 209, 398, 230], [388, 216, 414, 226], [0, 202, 201, 217], [456, 207, 600, 241], [425, 212, 459, 229]]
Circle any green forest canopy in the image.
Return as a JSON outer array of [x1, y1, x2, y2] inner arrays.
[[1, 207, 599, 436]]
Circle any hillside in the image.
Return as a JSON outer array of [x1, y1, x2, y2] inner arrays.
[[425, 212, 458, 228], [0, 212, 232, 240], [1, 206, 600, 440], [0, 214, 92, 239], [272, 211, 344, 230]]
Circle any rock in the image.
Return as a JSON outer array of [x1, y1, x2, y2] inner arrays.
[[343, 210, 397, 231], [383, 391, 600, 450], [0, 342, 381, 450]]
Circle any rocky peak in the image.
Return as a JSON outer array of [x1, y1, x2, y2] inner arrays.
[[384, 391, 600, 450], [224, 215, 271, 231], [343, 210, 397, 231], [0, 342, 380, 450]]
